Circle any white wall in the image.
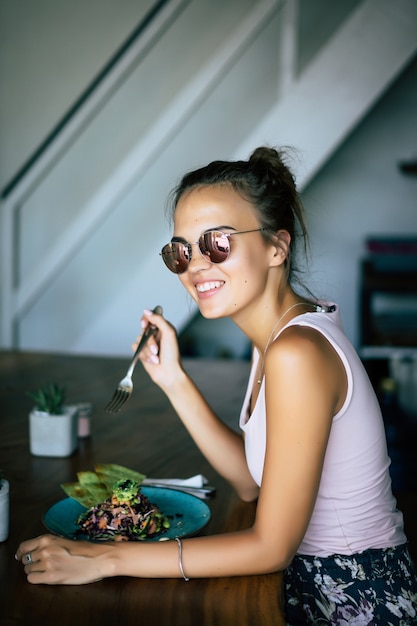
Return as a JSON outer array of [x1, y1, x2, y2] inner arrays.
[[0, 0, 155, 190], [303, 54, 417, 348]]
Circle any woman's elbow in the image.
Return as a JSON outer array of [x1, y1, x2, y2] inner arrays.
[[253, 533, 298, 573], [260, 546, 296, 573], [236, 484, 260, 503]]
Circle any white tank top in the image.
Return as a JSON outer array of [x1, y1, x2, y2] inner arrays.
[[239, 303, 406, 556]]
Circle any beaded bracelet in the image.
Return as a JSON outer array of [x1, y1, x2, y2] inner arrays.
[[175, 537, 189, 581]]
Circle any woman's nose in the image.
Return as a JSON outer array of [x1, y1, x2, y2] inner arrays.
[[188, 242, 212, 271]]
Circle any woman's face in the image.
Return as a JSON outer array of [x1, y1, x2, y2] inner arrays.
[[172, 185, 279, 320]]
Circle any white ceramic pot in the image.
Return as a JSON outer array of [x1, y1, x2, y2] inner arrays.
[[0, 479, 9, 542], [29, 405, 78, 457]]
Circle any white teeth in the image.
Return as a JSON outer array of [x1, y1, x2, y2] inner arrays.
[[196, 281, 223, 293]]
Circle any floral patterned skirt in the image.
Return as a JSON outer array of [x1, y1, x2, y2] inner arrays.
[[284, 543, 417, 625]]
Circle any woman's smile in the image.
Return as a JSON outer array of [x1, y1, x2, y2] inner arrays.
[[195, 280, 225, 295]]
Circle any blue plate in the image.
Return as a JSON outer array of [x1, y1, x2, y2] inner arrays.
[[43, 486, 211, 541]]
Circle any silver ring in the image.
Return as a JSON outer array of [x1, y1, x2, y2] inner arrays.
[[24, 553, 33, 564]]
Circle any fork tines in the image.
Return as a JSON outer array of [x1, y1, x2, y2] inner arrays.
[[104, 305, 163, 414], [105, 390, 130, 413]]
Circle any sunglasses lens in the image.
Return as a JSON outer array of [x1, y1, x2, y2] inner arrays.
[[161, 242, 190, 274], [161, 231, 231, 273], [199, 231, 230, 263]]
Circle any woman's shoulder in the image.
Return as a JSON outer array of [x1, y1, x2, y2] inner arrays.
[[269, 323, 337, 367], [267, 317, 346, 391], [275, 302, 346, 355], [265, 323, 347, 416]]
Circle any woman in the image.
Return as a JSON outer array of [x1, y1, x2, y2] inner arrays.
[[16, 147, 417, 624]]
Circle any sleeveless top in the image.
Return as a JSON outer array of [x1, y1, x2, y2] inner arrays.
[[239, 303, 406, 556]]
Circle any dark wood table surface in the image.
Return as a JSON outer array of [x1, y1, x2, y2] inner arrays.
[[0, 350, 285, 626]]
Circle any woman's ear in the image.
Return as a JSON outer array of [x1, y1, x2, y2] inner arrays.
[[269, 229, 291, 267]]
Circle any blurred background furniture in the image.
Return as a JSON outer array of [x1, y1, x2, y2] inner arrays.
[[359, 237, 417, 493]]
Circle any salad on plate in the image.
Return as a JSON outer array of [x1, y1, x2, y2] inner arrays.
[[61, 464, 170, 542]]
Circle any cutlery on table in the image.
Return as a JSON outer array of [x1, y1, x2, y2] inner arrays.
[[142, 474, 216, 499], [142, 480, 216, 499], [105, 305, 162, 413]]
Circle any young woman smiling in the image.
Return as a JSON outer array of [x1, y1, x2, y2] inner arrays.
[[16, 147, 417, 625]]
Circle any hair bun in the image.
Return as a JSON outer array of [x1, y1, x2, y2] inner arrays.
[[249, 146, 280, 165]]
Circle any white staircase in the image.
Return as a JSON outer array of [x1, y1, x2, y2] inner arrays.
[[1, 0, 416, 355]]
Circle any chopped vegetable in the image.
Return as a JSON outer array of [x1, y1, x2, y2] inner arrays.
[[61, 463, 146, 508]]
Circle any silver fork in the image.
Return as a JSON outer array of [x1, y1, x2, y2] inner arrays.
[[105, 305, 162, 413]]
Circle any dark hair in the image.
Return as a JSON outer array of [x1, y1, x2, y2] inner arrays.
[[170, 146, 309, 283]]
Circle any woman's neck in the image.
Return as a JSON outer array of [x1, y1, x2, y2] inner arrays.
[[232, 289, 305, 352]]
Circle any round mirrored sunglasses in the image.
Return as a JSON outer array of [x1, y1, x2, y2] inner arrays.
[[160, 228, 266, 274]]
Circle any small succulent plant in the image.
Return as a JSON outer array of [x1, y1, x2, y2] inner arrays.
[[27, 382, 66, 415]]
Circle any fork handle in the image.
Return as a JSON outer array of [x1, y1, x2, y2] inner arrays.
[[127, 305, 163, 376]]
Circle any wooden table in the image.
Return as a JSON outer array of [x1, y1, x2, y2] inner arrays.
[[0, 351, 285, 625]]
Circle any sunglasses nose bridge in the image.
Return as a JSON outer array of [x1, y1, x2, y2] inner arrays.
[[187, 238, 211, 269]]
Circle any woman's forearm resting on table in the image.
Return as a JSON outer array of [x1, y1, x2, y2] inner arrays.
[[16, 527, 292, 585]]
